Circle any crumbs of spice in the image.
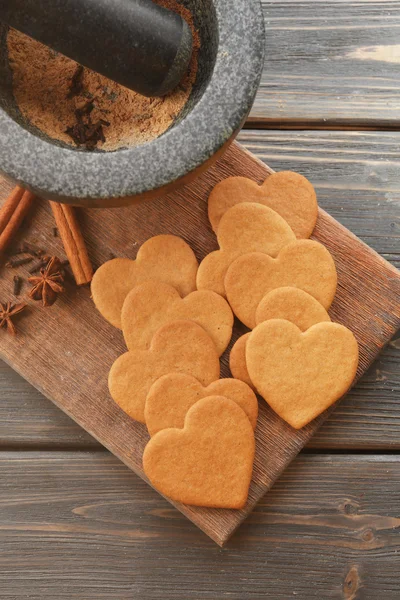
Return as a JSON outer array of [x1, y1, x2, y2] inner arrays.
[[13, 275, 22, 296]]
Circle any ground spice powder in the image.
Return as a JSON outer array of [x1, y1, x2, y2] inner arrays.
[[6, 1, 199, 151]]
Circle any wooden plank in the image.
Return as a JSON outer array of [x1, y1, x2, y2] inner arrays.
[[1, 130, 399, 451], [239, 130, 400, 263], [250, 0, 400, 126], [0, 362, 96, 448], [1, 451, 400, 599], [0, 141, 399, 545]]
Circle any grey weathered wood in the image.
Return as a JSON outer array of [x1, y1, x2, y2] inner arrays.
[[1, 451, 399, 599], [0, 130, 399, 452], [0, 362, 96, 448], [250, 0, 400, 126]]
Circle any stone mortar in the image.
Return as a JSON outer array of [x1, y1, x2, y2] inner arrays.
[[0, 0, 265, 207]]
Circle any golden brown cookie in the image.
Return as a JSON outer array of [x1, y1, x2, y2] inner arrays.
[[208, 172, 318, 239], [246, 319, 359, 429], [229, 288, 331, 388], [256, 287, 331, 331], [143, 395, 255, 508], [121, 281, 233, 357], [229, 333, 254, 390], [108, 320, 220, 423], [145, 373, 258, 435], [91, 235, 198, 328], [225, 240, 337, 328], [197, 203, 295, 297]]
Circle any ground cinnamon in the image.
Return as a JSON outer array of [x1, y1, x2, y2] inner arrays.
[[6, 1, 200, 151]]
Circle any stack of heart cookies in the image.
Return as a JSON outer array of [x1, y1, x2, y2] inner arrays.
[[91, 170, 359, 509], [91, 233, 257, 509]]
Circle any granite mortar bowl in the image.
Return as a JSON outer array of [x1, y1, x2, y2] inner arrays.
[[0, 0, 265, 207]]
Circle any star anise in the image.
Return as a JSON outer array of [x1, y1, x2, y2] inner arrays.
[[0, 301, 27, 335], [28, 256, 65, 307]]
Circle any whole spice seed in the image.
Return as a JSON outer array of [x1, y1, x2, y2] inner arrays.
[[13, 241, 46, 257], [23, 242, 45, 256], [13, 275, 22, 296], [0, 301, 27, 335], [65, 118, 109, 149], [58, 260, 74, 283], [65, 97, 111, 149], [29, 255, 52, 274], [28, 256, 65, 306], [68, 64, 84, 99], [5, 256, 33, 268]]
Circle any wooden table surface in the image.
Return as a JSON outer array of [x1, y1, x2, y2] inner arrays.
[[1, 1, 400, 598]]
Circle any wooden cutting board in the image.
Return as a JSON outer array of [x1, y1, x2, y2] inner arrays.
[[0, 142, 399, 546]]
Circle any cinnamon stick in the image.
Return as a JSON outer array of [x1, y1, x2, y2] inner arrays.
[[49, 202, 93, 285], [0, 187, 35, 254], [0, 186, 24, 233]]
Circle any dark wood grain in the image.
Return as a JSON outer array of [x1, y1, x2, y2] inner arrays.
[[251, 0, 400, 127], [239, 130, 400, 264], [1, 130, 400, 452], [1, 451, 400, 599], [0, 141, 399, 545]]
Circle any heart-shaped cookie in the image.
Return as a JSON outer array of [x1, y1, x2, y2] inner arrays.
[[121, 281, 233, 356], [208, 172, 318, 239], [256, 287, 331, 331], [145, 373, 258, 435], [91, 235, 198, 328], [246, 319, 359, 429], [197, 203, 295, 297], [143, 396, 255, 508], [229, 333, 254, 390], [230, 288, 331, 388], [109, 320, 220, 423], [225, 240, 337, 328]]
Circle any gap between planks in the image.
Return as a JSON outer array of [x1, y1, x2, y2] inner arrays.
[[0, 444, 399, 457], [244, 118, 400, 132]]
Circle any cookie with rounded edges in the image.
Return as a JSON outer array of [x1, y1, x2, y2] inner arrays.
[[143, 395, 255, 509], [145, 372, 258, 436], [109, 320, 220, 423], [256, 287, 331, 331], [208, 171, 318, 239], [197, 203, 295, 297], [91, 235, 198, 328], [225, 240, 337, 328], [229, 333, 254, 390], [121, 281, 233, 357], [246, 319, 359, 429], [229, 288, 331, 388]]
